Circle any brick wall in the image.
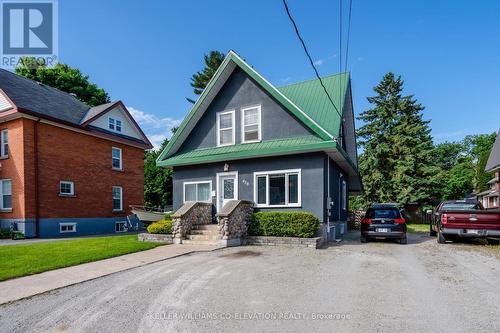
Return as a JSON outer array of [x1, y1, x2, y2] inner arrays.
[[0, 118, 27, 219], [1, 117, 145, 220]]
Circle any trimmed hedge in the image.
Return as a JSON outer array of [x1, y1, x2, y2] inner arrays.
[[147, 219, 173, 234], [248, 212, 319, 238]]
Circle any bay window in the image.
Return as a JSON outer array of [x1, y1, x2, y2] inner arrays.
[[254, 169, 301, 207]]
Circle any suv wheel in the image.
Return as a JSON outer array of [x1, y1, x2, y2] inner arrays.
[[400, 235, 408, 244], [429, 224, 437, 237], [360, 236, 367, 243], [437, 231, 446, 244]]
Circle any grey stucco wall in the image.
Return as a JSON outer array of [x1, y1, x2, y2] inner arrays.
[[173, 153, 326, 221], [178, 67, 315, 153]]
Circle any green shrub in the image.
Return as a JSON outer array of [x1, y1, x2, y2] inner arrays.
[[0, 228, 11, 239], [164, 212, 173, 220], [147, 219, 173, 234], [248, 211, 319, 238]]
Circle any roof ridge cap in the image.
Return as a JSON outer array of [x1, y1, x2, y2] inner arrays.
[[277, 72, 350, 88]]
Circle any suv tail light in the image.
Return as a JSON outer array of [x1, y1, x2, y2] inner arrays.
[[441, 214, 448, 225], [361, 218, 372, 224], [394, 218, 406, 224]]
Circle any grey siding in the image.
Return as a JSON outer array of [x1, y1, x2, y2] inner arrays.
[[327, 158, 349, 222], [178, 67, 314, 153], [173, 153, 326, 221]]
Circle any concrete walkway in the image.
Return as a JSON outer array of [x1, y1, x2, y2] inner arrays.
[[0, 243, 223, 305]]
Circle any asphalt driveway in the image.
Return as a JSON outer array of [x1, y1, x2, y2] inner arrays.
[[0, 232, 499, 332]]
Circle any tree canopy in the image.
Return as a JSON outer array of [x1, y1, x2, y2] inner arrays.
[[187, 50, 225, 103], [15, 57, 110, 107]]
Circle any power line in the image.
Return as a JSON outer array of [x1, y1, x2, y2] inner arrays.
[[344, 0, 353, 74], [282, 0, 342, 119], [339, 0, 343, 75]]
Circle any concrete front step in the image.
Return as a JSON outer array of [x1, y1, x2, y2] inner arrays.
[[189, 229, 219, 236], [191, 224, 219, 230], [181, 239, 220, 246], [187, 234, 220, 241]]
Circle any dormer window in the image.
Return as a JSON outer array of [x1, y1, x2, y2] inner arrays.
[[216, 110, 235, 146], [108, 117, 122, 133], [242, 105, 261, 143]]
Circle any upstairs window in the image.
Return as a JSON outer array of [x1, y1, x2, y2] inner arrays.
[[112, 147, 122, 170], [1, 129, 8, 158], [0, 179, 12, 210], [242, 105, 261, 143], [108, 118, 122, 133], [112, 186, 123, 211], [216, 111, 235, 146], [59, 181, 74, 196]]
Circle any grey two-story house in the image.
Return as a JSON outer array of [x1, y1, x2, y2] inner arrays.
[[157, 51, 361, 240]]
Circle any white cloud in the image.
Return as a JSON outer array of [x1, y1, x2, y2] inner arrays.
[[280, 76, 292, 83], [127, 106, 182, 150], [313, 59, 324, 66]]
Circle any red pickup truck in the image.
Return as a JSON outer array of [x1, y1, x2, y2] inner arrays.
[[429, 200, 500, 244]]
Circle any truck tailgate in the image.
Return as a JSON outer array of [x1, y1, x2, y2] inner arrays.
[[443, 210, 500, 230]]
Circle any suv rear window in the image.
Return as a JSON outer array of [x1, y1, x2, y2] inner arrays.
[[366, 208, 401, 219]]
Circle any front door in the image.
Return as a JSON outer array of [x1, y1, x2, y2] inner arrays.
[[217, 172, 238, 211]]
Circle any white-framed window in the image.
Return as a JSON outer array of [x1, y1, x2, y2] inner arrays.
[[216, 110, 235, 146], [342, 180, 347, 210], [183, 181, 212, 203], [0, 179, 12, 211], [241, 105, 261, 143], [112, 147, 122, 170], [112, 186, 123, 211], [108, 117, 122, 133], [60, 223, 76, 233], [254, 169, 301, 207], [59, 181, 74, 196], [1, 129, 8, 158], [115, 221, 127, 232]]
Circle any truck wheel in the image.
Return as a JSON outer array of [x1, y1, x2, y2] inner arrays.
[[487, 239, 500, 246], [437, 231, 446, 244], [400, 235, 408, 244], [360, 236, 367, 243], [429, 224, 437, 237]]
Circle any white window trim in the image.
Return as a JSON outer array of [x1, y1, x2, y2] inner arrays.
[[216, 171, 239, 211], [253, 169, 302, 208], [112, 186, 123, 211], [112, 147, 122, 170], [60, 223, 76, 233], [115, 221, 127, 233], [241, 104, 262, 143], [0, 178, 12, 211], [216, 110, 235, 147], [108, 117, 122, 133], [59, 181, 75, 196], [1, 129, 8, 158], [183, 181, 212, 203]]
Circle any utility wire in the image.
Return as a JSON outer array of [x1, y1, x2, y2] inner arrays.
[[344, 0, 353, 74], [339, 0, 343, 104], [282, 0, 342, 118]]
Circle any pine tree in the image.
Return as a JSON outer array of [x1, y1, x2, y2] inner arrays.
[[357, 73, 438, 206], [186, 50, 225, 103]]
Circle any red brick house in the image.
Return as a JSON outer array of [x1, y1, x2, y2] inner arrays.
[[0, 69, 152, 237]]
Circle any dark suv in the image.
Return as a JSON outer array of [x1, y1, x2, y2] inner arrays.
[[361, 204, 407, 244]]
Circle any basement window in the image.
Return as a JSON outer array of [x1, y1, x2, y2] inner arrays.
[[59, 181, 74, 196], [60, 223, 76, 233], [115, 221, 127, 232]]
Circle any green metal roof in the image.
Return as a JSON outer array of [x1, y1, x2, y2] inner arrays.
[[157, 135, 336, 167], [278, 73, 350, 138], [156, 51, 355, 169]]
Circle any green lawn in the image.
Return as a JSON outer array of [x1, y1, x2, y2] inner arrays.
[[407, 223, 430, 233], [0, 235, 163, 281]]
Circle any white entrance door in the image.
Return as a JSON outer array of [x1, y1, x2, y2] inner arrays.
[[217, 172, 238, 211]]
